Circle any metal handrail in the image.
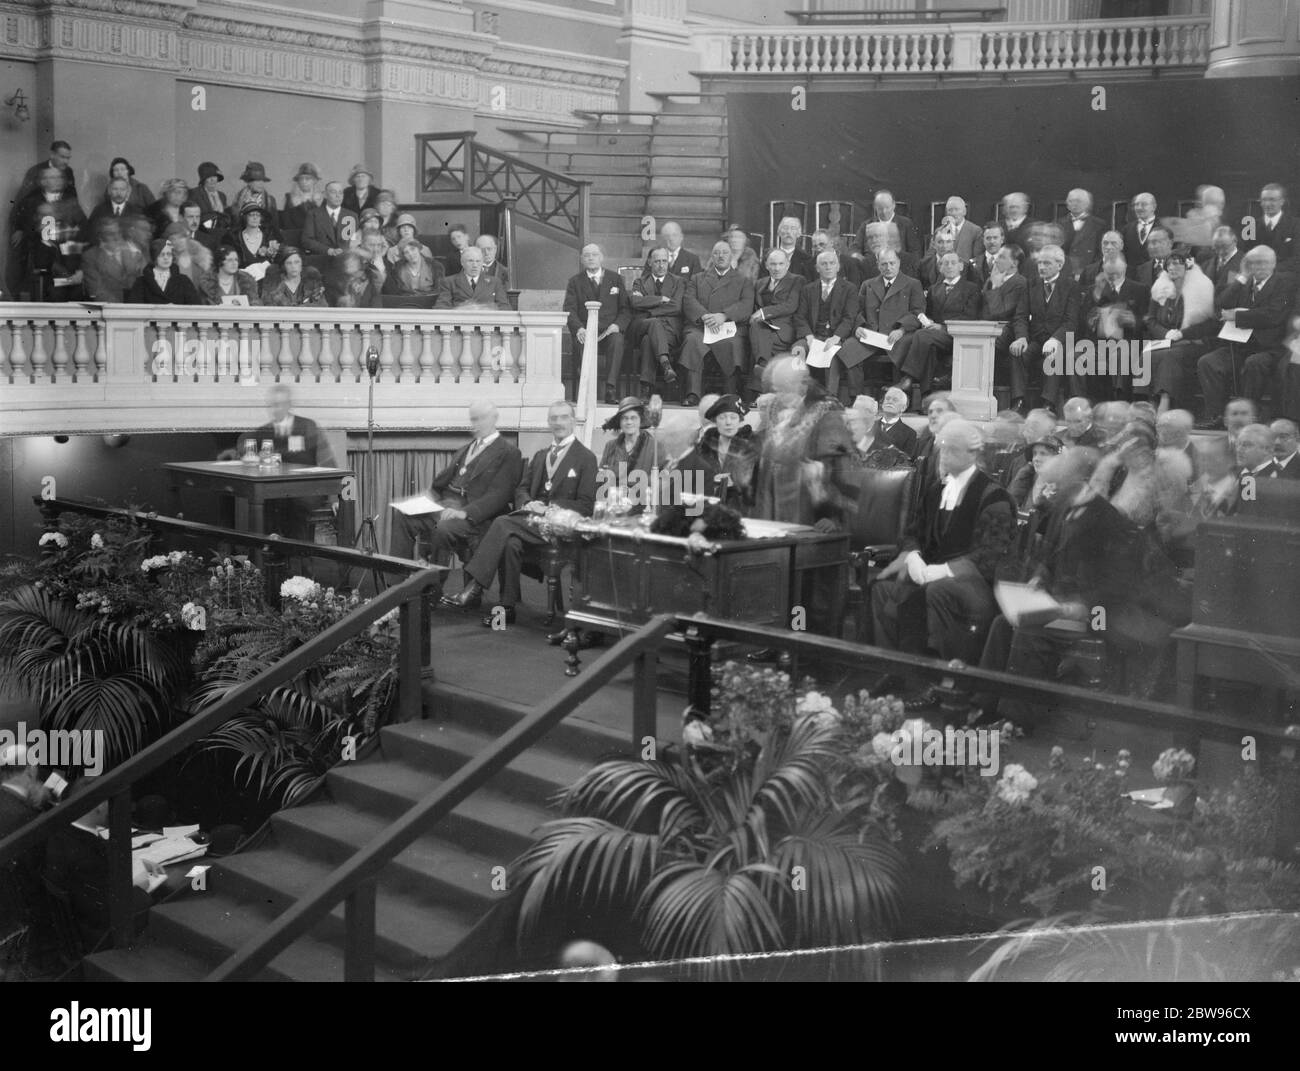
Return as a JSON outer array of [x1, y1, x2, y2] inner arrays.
[[205, 614, 676, 981]]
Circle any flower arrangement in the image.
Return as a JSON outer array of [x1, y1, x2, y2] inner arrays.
[[1152, 747, 1196, 783], [995, 764, 1039, 805]]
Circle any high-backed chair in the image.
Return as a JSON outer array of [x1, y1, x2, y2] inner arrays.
[[845, 462, 916, 643]]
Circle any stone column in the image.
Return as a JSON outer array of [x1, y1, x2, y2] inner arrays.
[[1205, 0, 1300, 78], [617, 0, 698, 113], [946, 321, 1003, 421]]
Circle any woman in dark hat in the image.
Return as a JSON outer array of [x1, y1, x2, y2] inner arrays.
[[232, 203, 281, 269], [670, 393, 758, 513], [281, 163, 322, 233], [191, 161, 230, 231], [343, 164, 379, 215], [232, 161, 278, 227], [598, 397, 658, 512], [1009, 434, 1063, 509], [106, 156, 153, 212], [126, 239, 204, 304]]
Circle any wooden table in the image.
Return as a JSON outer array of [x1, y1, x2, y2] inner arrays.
[[550, 516, 850, 672], [163, 460, 354, 539]]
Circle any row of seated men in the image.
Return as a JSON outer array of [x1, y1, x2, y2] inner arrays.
[[380, 354, 1297, 702], [572, 186, 1298, 424], [5, 144, 508, 308]]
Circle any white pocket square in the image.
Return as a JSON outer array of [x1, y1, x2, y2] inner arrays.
[[680, 266, 689, 273], [567, 469, 577, 478], [609, 287, 618, 294]]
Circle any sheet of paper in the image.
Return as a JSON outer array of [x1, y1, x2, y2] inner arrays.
[[391, 494, 443, 517], [702, 320, 737, 346], [859, 328, 892, 350], [132, 860, 169, 894], [242, 261, 271, 282], [163, 824, 200, 839], [804, 338, 841, 369], [134, 836, 208, 867], [994, 581, 1065, 628], [741, 518, 815, 539], [1218, 322, 1252, 343], [132, 832, 164, 849], [291, 466, 333, 473], [1142, 338, 1172, 352], [71, 816, 108, 837]]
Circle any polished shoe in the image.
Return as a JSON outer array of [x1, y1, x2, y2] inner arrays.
[[481, 605, 516, 628], [745, 647, 782, 664], [603, 386, 619, 406], [683, 392, 700, 408], [658, 357, 678, 385], [439, 580, 484, 611]]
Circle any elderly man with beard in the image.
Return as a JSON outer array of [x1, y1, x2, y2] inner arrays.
[[871, 419, 1016, 689]]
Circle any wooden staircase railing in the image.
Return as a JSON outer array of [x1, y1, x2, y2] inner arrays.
[[416, 131, 591, 249]]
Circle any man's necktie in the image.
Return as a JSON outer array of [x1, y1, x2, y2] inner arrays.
[[549, 444, 561, 467], [113, 205, 121, 216], [1154, 260, 1164, 275], [882, 279, 891, 292], [1139, 222, 1150, 244], [1045, 282, 1055, 303], [654, 278, 663, 295]]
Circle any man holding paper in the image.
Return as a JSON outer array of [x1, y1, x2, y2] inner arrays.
[[1196, 246, 1295, 426], [746, 247, 802, 395], [850, 248, 925, 399], [388, 401, 523, 588], [792, 249, 861, 404], [677, 240, 755, 408]]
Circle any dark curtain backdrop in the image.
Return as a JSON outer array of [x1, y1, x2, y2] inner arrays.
[[347, 447, 457, 557], [726, 77, 1300, 240]]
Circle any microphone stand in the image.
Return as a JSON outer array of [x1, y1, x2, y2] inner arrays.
[[351, 346, 386, 593]]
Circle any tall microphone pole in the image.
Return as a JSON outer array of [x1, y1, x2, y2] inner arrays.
[[352, 346, 385, 591]]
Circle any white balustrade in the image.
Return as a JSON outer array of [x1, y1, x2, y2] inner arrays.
[[0, 302, 566, 435], [693, 15, 1209, 75]]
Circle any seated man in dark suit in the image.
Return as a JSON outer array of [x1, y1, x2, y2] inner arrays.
[[855, 190, 920, 257], [762, 215, 814, 281], [1233, 422, 1280, 511], [80, 218, 145, 303], [678, 240, 756, 407], [564, 243, 632, 405], [876, 386, 920, 456], [1060, 396, 1105, 448], [82, 177, 143, 244], [871, 419, 1016, 677], [435, 247, 512, 310], [981, 245, 1031, 410], [1135, 226, 1175, 289], [648, 220, 702, 281], [1077, 253, 1150, 402], [1022, 244, 1081, 412], [846, 395, 912, 468], [857, 220, 920, 281], [746, 247, 802, 398], [811, 229, 862, 288], [1078, 229, 1124, 290], [791, 249, 860, 404], [967, 221, 1005, 287], [1197, 225, 1245, 306], [1271, 418, 1300, 478], [1251, 182, 1298, 274], [388, 401, 523, 596], [916, 228, 975, 290], [847, 249, 925, 397], [628, 246, 684, 397], [1197, 246, 1294, 425], [475, 234, 510, 289], [891, 253, 981, 394], [1057, 187, 1107, 282], [301, 181, 359, 257], [441, 400, 597, 627]]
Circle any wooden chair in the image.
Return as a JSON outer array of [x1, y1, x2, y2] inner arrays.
[[845, 463, 916, 643], [769, 200, 808, 248]]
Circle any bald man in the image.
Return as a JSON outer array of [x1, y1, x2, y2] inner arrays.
[[871, 418, 1016, 674], [388, 401, 523, 586], [564, 243, 632, 405]]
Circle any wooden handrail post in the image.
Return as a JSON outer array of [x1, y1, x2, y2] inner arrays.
[[632, 649, 658, 753], [344, 877, 377, 982], [685, 625, 713, 719], [107, 790, 134, 949], [399, 597, 423, 721], [462, 134, 474, 199], [575, 300, 602, 448]]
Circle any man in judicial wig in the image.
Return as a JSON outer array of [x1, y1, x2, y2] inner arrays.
[[388, 401, 523, 596], [871, 419, 1017, 687], [441, 400, 597, 627]]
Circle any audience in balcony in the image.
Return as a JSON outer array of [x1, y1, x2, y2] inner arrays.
[[374, 191, 401, 243], [106, 156, 153, 213], [261, 247, 327, 307], [475, 234, 509, 289], [280, 163, 323, 234], [81, 217, 145, 303], [231, 204, 281, 270], [191, 161, 230, 231], [327, 249, 381, 308], [446, 223, 473, 276], [24, 202, 83, 300], [84, 177, 142, 242], [231, 162, 278, 226], [384, 215, 435, 268], [202, 246, 262, 305], [126, 239, 203, 304], [17, 141, 78, 204], [383, 237, 444, 300], [342, 164, 380, 216]]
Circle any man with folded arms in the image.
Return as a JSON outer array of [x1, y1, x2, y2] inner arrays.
[[871, 419, 1016, 681], [747, 247, 802, 397], [440, 400, 597, 627], [791, 249, 860, 404], [628, 247, 684, 398], [389, 401, 523, 596], [678, 239, 755, 407]]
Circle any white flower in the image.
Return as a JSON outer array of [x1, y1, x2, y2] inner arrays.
[[90, 533, 104, 549], [996, 763, 1038, 805], [682, 719, 714, 748], [38, 531, 69, 549], [280, 576, 323, 604], [1152, 748, 1196, 782], [141, 554, 169, 572], [871, 732, 896, 760], [180, 602, 205, 631], [796, 691, 839, 728]]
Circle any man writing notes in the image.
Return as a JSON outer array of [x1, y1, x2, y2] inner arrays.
[[389, 402, 523, 597], [678, 240, 756, 408], [440, 401, 597, 628], [564, 243, 631, 406]]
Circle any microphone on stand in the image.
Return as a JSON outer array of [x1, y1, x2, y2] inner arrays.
[[365, 346, 380, 379]]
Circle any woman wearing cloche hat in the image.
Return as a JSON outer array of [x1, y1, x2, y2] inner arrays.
[[598, 397, 658, 514], [343, 163, 379, 215], [281, 163, 322, 232], [231, 161, 279, 227], [668, 394, 758, 513]]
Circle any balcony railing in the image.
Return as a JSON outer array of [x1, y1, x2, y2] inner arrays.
[[693, 14, 1210, 75], [0, 303, 567, 435]]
